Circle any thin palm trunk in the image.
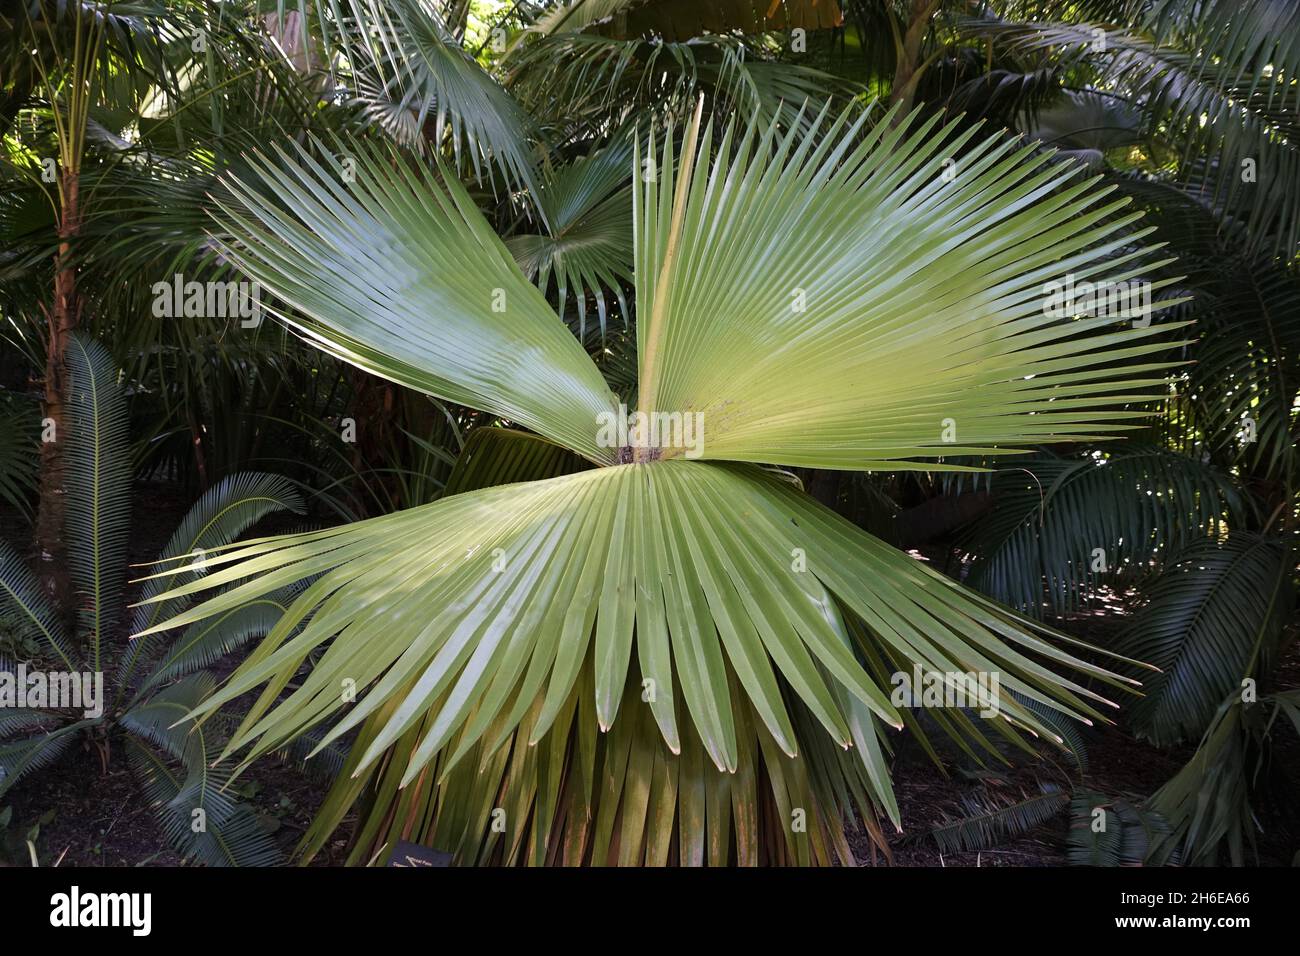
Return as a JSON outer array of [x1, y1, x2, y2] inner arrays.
[[36, 167, 81, 611], [889, 0, 941, 115]]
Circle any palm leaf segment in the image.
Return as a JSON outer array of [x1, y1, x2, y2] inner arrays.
[[144, 100, 1181, 854]]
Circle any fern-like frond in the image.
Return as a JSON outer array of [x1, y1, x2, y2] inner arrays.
[[962, 446, 1243, 616], [931, 784, 1069, 854], [122, 674, 283, 866], [0, 540, 75, 670], [1114, 533, 1294, 746], [64, 333, 132, 667]]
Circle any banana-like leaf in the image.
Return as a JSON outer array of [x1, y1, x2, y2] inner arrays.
[[210, 137, 621, 463], [65, 333, 131, 667], [1114, 534, 1294, 746], [633, 101, 1186, 469]]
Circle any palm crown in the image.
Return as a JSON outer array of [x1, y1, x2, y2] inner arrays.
[[132, 92, 1185, 864]]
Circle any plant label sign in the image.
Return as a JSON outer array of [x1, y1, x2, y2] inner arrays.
[[387, 840, 452, 867]]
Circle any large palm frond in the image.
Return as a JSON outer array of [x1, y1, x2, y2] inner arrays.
[[286, 0, 542, 200], [208, 137, 621, 463], [137, 98, 1185, 864], [633, 101, 1185, 469]]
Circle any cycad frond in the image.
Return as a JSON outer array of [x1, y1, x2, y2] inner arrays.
[[122, 674, 283, 866], [1067, 789, 1173, 866], [962, 446, 1243, 615], [127, 472, 305, 642], [0, 391, 38, 518], [64, 333, 132, 664], [932, 784, 1069, 855], [1114, 534, 1294, 746], [0, 720, 90, 799], [0, 540, 75, 670], [135, 595, 292, 695]]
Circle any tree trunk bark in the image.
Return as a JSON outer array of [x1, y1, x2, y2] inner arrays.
[[35, 168, 81, 613], [890, 0, 939, 117]]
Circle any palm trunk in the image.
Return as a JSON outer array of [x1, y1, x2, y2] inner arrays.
[[36, 168, 81, 612], [890, 0, 940, 116]]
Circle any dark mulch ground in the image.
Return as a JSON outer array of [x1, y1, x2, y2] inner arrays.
[[2, 484, 1297, 867]]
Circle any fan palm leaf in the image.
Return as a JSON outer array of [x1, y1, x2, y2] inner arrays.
[[209, 137, 621, 463], [633, 101, 1185, 469], [505, 135, 635, 337], [138, 98, 1186, 863]]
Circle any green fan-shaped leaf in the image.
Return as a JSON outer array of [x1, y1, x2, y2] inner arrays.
[[340, 0, 541, 202], [138, 461, 1137, 808], [633, 101, 1186, 470], [209, 137, 620, 463], [505, 136, 634, 338]]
